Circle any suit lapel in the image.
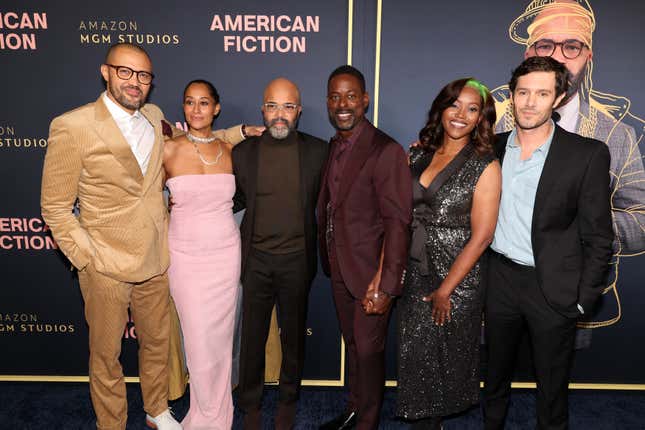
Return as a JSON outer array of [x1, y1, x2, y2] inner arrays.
[[317, 139, 333, 213], [336, 123, 376, 206], [93, 96, 144, 184], [140, 106, 163, 193], [495, 132, 509, 164], [247, 137, 260, 214], [297, 133, 308, 210], [533, 126, 568, 226]]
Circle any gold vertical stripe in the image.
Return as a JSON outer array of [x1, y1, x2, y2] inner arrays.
[[347, 0, 354, 65], [373, 0, 383, 126], [339, 337, 346, 385]]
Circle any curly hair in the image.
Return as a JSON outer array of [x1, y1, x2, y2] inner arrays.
[[418, 78, 496, 156]]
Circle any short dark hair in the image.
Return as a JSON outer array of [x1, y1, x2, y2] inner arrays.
[[104, 42, 149, 63], [418, 78, 496, 156], [509, 56, 569, 98], [183, 79, 220, 104], [327, 65, 366, 92]]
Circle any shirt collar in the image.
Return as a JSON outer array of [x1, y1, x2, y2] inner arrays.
[[102, 91, 141, 121], [555, 93, 580, 133], [333, 117, 368, 147], [507, 119, 556, 154]]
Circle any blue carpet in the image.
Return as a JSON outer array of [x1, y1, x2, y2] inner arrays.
[[0, 383, 644, 429]]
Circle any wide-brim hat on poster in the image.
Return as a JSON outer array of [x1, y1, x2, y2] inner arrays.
[[509, 0, 595, 47]]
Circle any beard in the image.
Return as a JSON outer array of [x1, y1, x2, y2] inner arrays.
[[328, 108, 360, 131], [264, 117, 295, 140], [108, 79, 145, 111], [515, 108, 552, 131], [560, 63, 588, 107]]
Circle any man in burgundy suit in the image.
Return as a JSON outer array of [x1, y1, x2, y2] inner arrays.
[[317, 65, 412, 430]]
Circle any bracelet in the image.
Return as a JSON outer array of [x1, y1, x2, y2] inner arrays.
[[241, 124, 248, 139]]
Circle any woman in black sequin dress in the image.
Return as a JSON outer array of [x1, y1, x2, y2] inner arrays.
[[397, 78, 501, 429]]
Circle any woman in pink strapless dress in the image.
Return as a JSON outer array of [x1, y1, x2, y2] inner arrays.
[[164, 79, 245, 429], [167, 174, 240, 429]]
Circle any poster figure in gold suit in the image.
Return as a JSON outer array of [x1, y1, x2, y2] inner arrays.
[[492, 0, 645, 330]]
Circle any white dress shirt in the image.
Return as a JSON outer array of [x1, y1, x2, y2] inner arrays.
[[102, 92, 155, 175], [555, 92, 580, 133]]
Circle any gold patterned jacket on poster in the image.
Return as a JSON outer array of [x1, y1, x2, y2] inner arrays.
[[41, 95, 243, 282]]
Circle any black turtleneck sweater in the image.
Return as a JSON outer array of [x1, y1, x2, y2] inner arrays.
[[252, 131, 305, 254]]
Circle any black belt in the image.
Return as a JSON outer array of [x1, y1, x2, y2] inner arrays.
[[489, 249, 535, 272]]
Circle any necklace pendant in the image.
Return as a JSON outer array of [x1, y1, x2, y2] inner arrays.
[[192, 140, 223, 166]]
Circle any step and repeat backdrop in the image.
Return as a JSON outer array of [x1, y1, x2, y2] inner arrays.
[[1, 0, 643, 387]]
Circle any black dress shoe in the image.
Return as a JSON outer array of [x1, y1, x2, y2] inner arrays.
[[275, 402, 297, 430], [319, 411, 357, 430], [243, 409, 261, 430]]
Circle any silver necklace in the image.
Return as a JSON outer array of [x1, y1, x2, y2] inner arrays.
[[186, 131, 217, 144], [192, 140, 223, 165], [186, 131, 223, 165]]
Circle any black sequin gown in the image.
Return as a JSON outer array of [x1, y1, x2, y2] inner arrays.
[[397, 145, 495, 419]]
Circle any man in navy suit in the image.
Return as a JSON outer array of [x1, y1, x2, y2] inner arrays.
[[483, 56, 613, 430]]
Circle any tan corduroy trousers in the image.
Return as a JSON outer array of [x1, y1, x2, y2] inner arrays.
[[78, 265, 170, 430]]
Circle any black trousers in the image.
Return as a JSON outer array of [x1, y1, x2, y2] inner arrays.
[[483, 251, 576, 430], [237, 247, 310, 411]]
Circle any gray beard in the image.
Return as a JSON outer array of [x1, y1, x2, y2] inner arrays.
[[268, 125, 290, 139]]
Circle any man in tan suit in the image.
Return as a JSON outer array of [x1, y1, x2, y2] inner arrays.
[[41, 43, 245, 430]]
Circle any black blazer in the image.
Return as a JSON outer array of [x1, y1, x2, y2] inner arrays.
[[232, 131, 328, 283], [495, 125, 613, 317]]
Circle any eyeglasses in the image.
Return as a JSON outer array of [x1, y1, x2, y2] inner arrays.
[[262, 102, 300, 113], [531, 39, 587, 60], [105, 64, 155, 85]]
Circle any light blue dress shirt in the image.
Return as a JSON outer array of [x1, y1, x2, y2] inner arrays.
[[491, 121, 555, 267]]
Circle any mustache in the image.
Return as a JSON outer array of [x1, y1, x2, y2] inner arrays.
[[122, 84, 142, 94], [269, 117, 289, 126]]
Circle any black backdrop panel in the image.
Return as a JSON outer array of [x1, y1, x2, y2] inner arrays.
[[1, 0, 643, 386]]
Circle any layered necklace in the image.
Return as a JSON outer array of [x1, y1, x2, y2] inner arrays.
[[186, 131, 223, 166]]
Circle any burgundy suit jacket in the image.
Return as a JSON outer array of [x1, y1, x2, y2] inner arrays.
[[317, 120, 412, 298]]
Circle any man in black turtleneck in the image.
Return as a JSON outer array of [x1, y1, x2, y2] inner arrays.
[[232, 78, 328, 430]]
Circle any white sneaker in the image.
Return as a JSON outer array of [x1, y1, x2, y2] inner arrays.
[[145, 409, 182, 430]]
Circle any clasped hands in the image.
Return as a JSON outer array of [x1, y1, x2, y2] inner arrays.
[[361, 270, 392, 315]]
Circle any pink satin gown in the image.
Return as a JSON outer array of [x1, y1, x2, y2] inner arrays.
[[167, 174, 241, 430]]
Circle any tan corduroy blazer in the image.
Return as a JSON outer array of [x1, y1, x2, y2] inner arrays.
[[41, 95, 170, 282], [41, 95, 243, 282]]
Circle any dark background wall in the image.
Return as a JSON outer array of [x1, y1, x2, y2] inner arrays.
[[1, 0, 643, 387]]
